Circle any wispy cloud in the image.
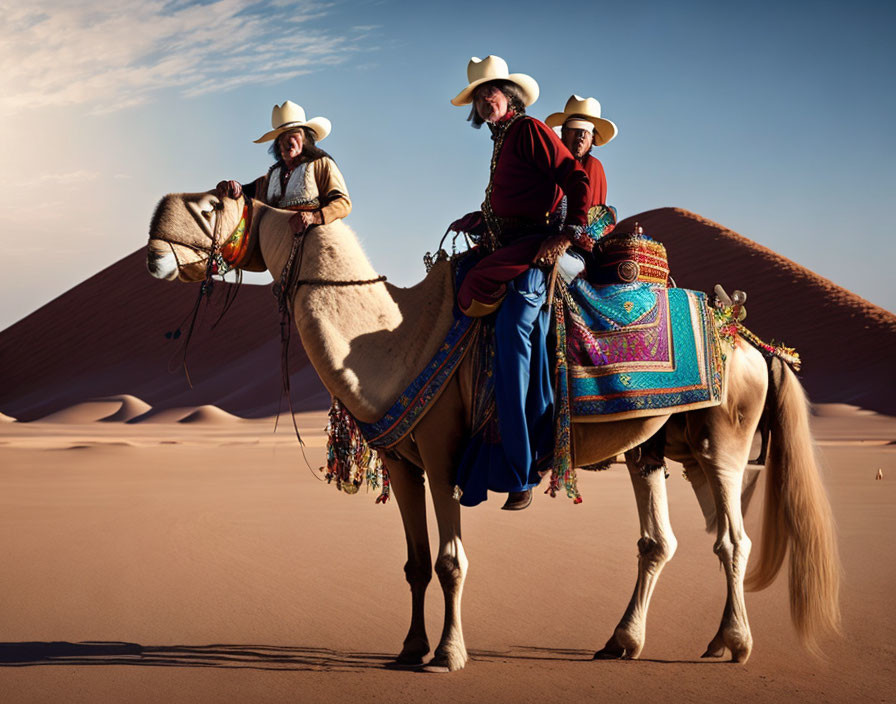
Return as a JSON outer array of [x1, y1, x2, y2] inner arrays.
[[0, 0, 361, 115]]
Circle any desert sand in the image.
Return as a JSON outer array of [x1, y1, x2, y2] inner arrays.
[[0, 405, 893, 703]]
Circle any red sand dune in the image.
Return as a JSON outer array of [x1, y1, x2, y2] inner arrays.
[[1, 208, 893, 420], [0, 251, 327, 421]]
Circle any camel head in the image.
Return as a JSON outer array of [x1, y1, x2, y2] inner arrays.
[[146, 192, 247, 282]]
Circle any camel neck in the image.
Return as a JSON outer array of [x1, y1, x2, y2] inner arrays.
[[254, 206, 402, 422]]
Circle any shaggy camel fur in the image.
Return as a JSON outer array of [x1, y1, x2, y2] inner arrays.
[[147, 193, 841, 670]]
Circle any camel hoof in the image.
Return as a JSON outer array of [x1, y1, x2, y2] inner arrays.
[[387, 659, 424, 670], [593, 646, 625, 660], [596, 630, 642, 660], [395, 639, 429, 667], [730, 646, 751, 664], [423, 647, 467, 672], [701, 634, 726, 659], [390, 650, 426, 669], [700, 647, 725, 658]]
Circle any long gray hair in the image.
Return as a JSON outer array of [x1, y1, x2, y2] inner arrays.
[[468, 80, 527, 128]]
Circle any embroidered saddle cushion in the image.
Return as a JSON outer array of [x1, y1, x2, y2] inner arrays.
[[559, 279, 724, 421]]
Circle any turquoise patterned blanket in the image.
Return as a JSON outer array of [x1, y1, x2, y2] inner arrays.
[[563, 280, 724, 421]]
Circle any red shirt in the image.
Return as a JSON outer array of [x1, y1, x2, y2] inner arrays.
[[488, 116, 590, 227], [581, 154, 607, 207]]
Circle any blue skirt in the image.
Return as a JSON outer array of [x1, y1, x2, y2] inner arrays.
[[455, 267, 554, 507]]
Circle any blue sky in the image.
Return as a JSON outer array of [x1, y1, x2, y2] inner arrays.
[[1, 0, 893, 329]]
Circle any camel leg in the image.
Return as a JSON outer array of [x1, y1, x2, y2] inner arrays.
[[416, 470, 468, 672], [595, 455, 677, 660], [688, 410, 755, 663], [384, 455, 432, 666], [410, 402, 469, 671]]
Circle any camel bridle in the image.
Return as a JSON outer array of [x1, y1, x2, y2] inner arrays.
[[161, 197, 250, 386], [159, 197, 388, 449]]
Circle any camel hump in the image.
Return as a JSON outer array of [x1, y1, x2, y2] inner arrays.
[[352, 257, 461, 422]]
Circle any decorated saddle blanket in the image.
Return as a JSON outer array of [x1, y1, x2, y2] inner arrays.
[[559, 279, 725, 421], [356, 253, 723, 453], [355, 255, 482, 449]]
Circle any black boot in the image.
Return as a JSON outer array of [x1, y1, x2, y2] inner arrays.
[[501, 489, 532, 511]]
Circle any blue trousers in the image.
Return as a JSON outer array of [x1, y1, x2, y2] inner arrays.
[[455, 267, 554, 507]]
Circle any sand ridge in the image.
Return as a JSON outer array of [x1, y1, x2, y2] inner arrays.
[[98, 394, 153, 422], [178, 405, 243, 424]]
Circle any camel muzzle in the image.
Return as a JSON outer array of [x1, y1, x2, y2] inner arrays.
[[146, 242, 179, 280]]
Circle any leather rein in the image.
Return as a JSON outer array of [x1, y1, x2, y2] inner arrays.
[[162, 198, 251, 386], [271, 221, 386, 444]]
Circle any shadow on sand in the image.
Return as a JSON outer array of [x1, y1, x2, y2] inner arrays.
[[0, 642, 394, 672], [0, 642, 727, 670]]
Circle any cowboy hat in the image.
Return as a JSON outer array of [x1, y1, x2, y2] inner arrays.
[[253, 101, 331, 143], [545, 95, 617, 146], [451, 55, 539, 107]]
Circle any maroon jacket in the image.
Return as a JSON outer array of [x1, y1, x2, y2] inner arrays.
[[488, 115, 590, 228], [581, 153, 607, 207]]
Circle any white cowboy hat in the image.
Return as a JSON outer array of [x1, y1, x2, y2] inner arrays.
[[253, 101, 331, 143], [450, 55, 539, 107], [545, 95, 618, 146]]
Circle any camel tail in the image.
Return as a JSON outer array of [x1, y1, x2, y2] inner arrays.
[[744, 357, 841, 653]]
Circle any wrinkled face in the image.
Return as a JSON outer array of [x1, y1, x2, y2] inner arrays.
[[561, 125, 594, 160], [473, 83, 509, 123], [277, 129, 304, 164], [146, 192, 241, 282]]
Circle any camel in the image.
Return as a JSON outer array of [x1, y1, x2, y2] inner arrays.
[[146, 192, 841, 670]]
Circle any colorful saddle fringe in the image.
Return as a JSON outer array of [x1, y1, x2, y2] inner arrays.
[[324, 398, 390, 503]]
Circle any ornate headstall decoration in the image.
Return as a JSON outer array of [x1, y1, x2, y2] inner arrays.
[[164, 196, 253, 386], [214, 202, 253, 275]]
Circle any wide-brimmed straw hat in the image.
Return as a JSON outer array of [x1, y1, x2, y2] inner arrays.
[[545, 95, 617, 146], [451, 55, 539, 107], [253, 101, 331, 143]]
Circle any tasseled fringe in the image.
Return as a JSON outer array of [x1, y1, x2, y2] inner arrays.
[[736, 324, 802, 372], [324, 398, 390, 504], [713, 304, 801, 372], [547, 290, 583, 504]]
